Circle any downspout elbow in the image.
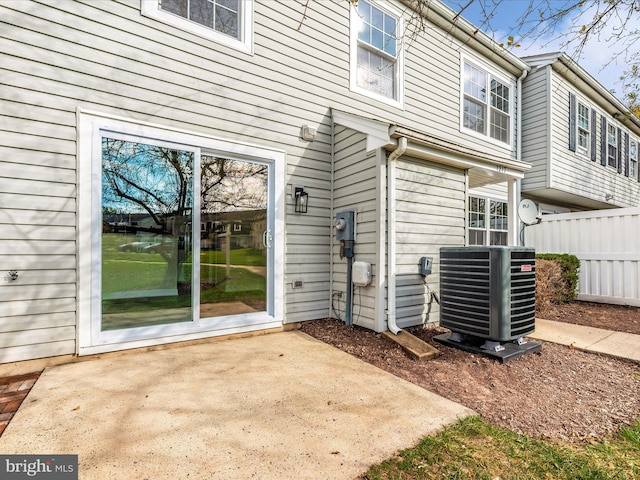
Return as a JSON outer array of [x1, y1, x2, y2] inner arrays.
[[387, 137, 407, 335], [388, 136, 407, 163]]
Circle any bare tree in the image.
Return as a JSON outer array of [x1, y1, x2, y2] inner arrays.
[[443, 0, 640, 111], [201, 155, 268, 213], [102, 139, 268, 289], [102, 138, 194, 288]]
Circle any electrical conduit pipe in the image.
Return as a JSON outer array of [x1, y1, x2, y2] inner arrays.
[[387, 137, 407, 335]]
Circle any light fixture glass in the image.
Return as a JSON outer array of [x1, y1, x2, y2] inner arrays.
[[294, 187, 308, 213]]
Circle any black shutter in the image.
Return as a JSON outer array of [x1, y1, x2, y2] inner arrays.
[[617, 128, 622, 173], [624, 132, 630, 177], [590, 109, 597, 161], [600, 115, 607, 166], [568, 93, 577, 151]]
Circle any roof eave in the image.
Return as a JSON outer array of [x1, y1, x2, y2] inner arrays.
[[398, 0, 530, 76]]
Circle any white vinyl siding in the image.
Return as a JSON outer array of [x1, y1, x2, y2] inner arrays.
[[0, 126, 77, 363], [394, 158, 466, 329], [1, 0, 524, 362], [520, 66, 549, 192], [331, 127, 384, 332], [521, 65, 640, 208]]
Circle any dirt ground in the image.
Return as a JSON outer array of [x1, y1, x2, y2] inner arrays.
[[299, 301, 640, 443]]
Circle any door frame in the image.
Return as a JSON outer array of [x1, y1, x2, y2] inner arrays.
[[77, 109, 285, 356]]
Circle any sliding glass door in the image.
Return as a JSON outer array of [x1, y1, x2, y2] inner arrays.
[[96, 133, 272, 343]]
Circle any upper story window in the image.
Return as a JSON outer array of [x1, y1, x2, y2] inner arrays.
[[569, 93, 597, 159], [607, 123, 618, 168], [351, 0, 403, 107], [630, 138, 638, 179], [468, 196, 508, 246], [142, 0, 253, 53], [462, 60, 512, 144], [577, 102, 590, 155]]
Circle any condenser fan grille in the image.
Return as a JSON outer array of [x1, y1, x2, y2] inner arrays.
[[439, 247, 536, 342]]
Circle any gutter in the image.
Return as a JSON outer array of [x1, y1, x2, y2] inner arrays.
[[387, 137, 407, 335], [399, 0, 529, 77]]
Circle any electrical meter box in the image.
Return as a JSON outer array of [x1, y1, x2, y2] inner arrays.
[[335, 211, 355, 241]]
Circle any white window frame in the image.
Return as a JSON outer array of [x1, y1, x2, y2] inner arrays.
[[607, 123, 618, 168], [460, 55, 514, 146], [349, 0, 404, 108], [630, 137, 638, 180], [141, 0, 253, 54], [77, 109, 284, 356], [576, 99, 591, 157], [467, 195, 509, 246]]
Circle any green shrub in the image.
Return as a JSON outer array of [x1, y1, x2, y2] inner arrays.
[[535, 253, 580, 304]]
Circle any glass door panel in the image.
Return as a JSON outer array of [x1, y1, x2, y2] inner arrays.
[[101, 137, 194, 330], [199, 155, 268, 318]]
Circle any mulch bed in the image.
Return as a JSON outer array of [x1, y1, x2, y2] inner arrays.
[[300, 308, 640, 442]]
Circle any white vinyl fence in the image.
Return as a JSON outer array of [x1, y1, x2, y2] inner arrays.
[[525, 207, 640, 307]]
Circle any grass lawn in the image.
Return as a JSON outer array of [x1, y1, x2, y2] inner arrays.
[[101, 233, 266, 313], [363, 416, 640, 480]]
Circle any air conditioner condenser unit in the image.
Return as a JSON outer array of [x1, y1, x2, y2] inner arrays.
[[435, 246, 541, 362]]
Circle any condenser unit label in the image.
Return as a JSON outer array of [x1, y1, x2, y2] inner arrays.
[[520, 264, 533, 272]]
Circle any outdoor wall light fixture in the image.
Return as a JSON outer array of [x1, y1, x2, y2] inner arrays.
[[605, 193, 614, 201], [294, 187, 309, 213], [301, 124, 317, 141]]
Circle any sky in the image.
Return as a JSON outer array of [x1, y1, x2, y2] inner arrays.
[[442, 0, 637, 99]]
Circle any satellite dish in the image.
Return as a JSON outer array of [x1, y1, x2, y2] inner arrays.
[[518, 199, 540, 226]]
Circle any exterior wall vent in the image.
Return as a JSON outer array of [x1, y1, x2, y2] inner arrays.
[[439, 246, 536, 342]]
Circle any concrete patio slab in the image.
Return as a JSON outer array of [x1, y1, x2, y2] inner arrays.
[[0, 331, 474, 479]]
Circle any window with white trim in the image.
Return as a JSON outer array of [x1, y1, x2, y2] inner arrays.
[[577, 101, 590, 155], [141, 0, 252, 53], [631, 138, 638, 179], [462, 61, 512, 144], [468, 196, 508, 246], [607, 123, 618, 168], [351, 0, 402, 105]]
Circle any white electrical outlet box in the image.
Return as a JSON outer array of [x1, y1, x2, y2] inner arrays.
[[352, 261, 372, 286]]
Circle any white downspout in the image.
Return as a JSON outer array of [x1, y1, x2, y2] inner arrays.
[[387, 137, 407, 335], [515, 68, 528, 246]]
